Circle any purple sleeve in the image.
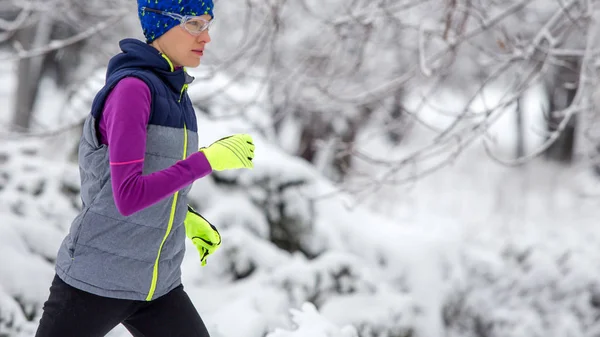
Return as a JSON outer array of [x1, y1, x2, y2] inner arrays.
[[99, 77, 212, 216]]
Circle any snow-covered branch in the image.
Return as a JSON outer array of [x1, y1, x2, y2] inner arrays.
[[0, 11, 127, 62]]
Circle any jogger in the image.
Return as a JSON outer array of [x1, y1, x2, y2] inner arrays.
[[34, 0, 257, 335], [35, 275, 210, 337]]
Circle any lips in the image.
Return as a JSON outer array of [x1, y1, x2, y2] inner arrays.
[[192, 50, 204, 56]]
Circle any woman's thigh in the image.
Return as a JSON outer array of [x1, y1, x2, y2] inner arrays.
[[35, 274, 137, 337], [123, 285, 210, 337]]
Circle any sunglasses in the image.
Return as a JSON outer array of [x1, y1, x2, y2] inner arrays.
[[141, 7, 212, 35]]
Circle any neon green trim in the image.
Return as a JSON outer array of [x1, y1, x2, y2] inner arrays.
[[184, 124, 188, 157], [179, 83, 188, 103], [146, 124, 188, 301], [161, 54, 175, 72]]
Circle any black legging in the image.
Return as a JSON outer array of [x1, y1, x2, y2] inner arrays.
[[35, 274, 210, 337]]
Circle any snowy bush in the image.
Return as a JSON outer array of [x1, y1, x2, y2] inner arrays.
[[320, 293, 417, 337], [267, 302, 358, 337], [199, 226, 293, 283], [270, 252, 379, 308], [445, 227, 600, 337], [0, 137, 79, 336]]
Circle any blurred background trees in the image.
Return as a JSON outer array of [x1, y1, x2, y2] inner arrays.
[[2, 0, 599, 176], [0, 0, 136, 131]]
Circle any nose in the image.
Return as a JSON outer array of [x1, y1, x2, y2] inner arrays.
[[197, 29, 211, 44]]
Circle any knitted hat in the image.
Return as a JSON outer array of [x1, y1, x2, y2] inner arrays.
[[137, 0, 214, 43]]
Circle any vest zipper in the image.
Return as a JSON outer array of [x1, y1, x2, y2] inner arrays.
[[178, 84, 188, 103], [146, 123, 188, 301], [146, 60, 191, 300]]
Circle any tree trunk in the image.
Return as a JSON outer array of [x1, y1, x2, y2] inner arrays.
[[573, 4, 600, 173], [515, 97, 525, 159], [544, 57, 579, 163], [387, 89, 406, 144], [12, 15, 54, 131]]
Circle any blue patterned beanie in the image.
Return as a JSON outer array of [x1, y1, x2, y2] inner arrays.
[[137, 0, 214, 43]]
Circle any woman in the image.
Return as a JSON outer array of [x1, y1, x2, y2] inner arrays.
[[35, 1, 254, 336]]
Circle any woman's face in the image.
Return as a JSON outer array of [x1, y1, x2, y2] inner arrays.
[[152, 14, 212, 68]]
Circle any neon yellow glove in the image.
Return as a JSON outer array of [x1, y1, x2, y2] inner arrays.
[[184, 205, 221, 266], [199, 134, 255, 171]]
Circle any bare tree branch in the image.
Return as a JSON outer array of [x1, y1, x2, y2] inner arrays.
[[0, 10, 127, 62]]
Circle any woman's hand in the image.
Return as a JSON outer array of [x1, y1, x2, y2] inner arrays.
[[199, 134, 255, 171], [184, 205, 221, 266]]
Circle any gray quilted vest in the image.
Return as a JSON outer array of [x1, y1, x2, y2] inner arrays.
[[55, 39, 199, 301]]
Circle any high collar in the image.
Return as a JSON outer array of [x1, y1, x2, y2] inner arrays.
[[106, 38, 194, 93]]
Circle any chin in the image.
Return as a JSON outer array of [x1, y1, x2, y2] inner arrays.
[[184, 59, 201, 68]]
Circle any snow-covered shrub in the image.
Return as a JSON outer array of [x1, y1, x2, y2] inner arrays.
[[249, 175, 315, 255], [0, 138, 79, 229], [197, 226, 293, 283], [0, 283, 37, 337], [267, 302, 358, 337], [320, 293, 417, 337], [444, 227, 600, 337], [270, 252, 379, 308], [0, 137, 79, 336]]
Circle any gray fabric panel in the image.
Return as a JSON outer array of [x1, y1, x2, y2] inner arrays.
[[90, 178, 174, 228], [162, 224, 186, 261], [143, 124, 198, 196], [55, 236, 74, 276], [78, 116, 110, 206], [76, 211, 165, 263], [57, 244, 152, 301], [56, 266, 147, 301], [59, 209, 88, 257], [156, 246, 185, 292], [144, 124, 197, 156], [72, 243, 151, 293], [186, 130, 198, 157], [145, 124, 187, 163]]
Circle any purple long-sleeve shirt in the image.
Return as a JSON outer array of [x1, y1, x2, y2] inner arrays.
[[98, 77, 212, 216]]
